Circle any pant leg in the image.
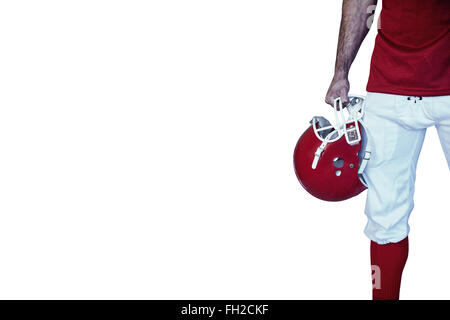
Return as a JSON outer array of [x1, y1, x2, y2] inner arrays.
[[362, 93, 432, 244], [433, 95, 450, 169]]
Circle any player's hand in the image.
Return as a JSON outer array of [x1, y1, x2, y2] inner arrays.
[[325, 75, 350, 108]]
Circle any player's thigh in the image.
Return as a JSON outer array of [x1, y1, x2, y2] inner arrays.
[[363, 93, 427, 168], [434, 95, 450, 169], [362, 107, 426, 198]]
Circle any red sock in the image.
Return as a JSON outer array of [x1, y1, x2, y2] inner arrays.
[[370, 237, 409, 300]]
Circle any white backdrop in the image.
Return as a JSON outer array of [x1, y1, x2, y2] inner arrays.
[[0, 0, 448, 300]]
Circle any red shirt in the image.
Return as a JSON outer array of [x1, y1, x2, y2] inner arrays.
[[366, 0, 450, 96]]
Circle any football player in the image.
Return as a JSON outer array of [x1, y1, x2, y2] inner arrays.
[[325, 0, 450, 300]]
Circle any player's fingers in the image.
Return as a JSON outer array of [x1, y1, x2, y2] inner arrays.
[[325, 92, 339, 107], [340, 91, 350, 106]]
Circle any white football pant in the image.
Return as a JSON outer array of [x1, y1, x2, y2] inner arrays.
[[362, 92, 450, 244]]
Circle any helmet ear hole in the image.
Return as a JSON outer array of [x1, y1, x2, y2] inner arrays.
[[335, 170, 342, 176], [333, 157, 344, 168]]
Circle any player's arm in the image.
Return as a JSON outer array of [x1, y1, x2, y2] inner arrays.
[[325, 0, 378, 107]]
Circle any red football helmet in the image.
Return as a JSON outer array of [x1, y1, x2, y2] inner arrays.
[[293, 95, 370, 201]]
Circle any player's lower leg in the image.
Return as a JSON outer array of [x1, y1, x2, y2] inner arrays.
[[370, 237, 409, 300]]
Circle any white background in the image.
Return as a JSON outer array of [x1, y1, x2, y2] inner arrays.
[[0, 1, 448, 300]]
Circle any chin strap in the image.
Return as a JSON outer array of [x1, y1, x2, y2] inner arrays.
[[312, 133, 334, 169], [312, 143, 325, 170]]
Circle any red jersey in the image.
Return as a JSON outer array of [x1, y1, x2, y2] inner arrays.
[[366, 0, 450, 96]]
